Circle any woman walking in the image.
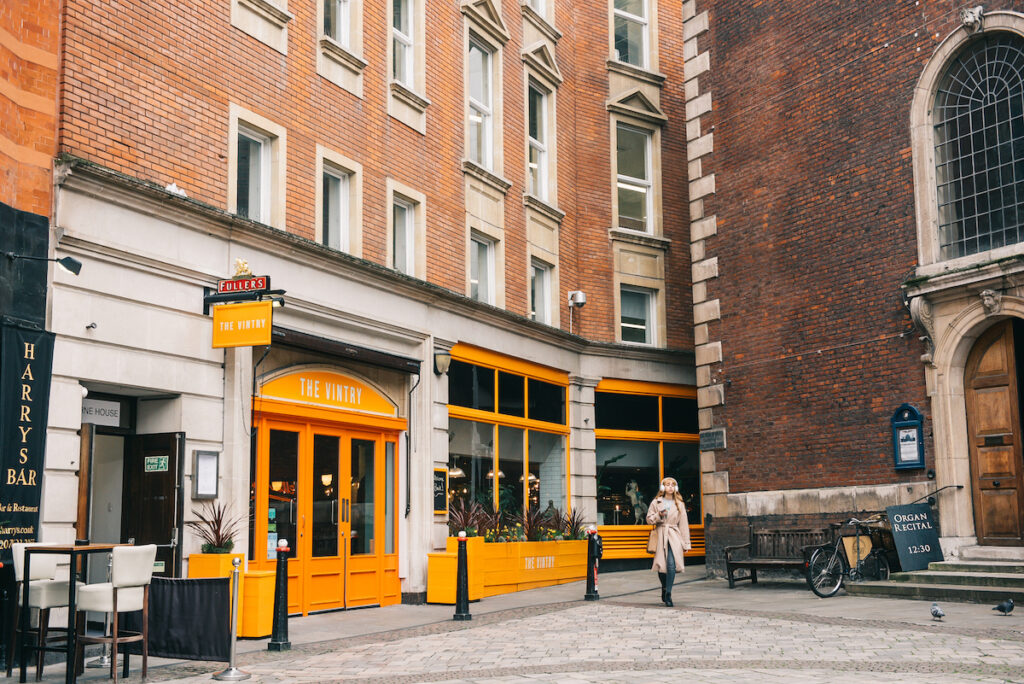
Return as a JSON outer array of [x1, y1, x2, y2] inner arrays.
[[646, 477, 691, 606]]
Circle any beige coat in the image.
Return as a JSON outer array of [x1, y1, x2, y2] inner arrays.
[[646, 496, 691, 574]]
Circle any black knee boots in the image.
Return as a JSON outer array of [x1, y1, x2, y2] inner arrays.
[[658, 573, 667, 603]]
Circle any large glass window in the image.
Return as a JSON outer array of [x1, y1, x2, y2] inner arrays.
[[934, 34, 1024, 259], [385, 441, 396, 554], [616, 123, 651, 232], [595, 391, 658, 431], [664, 442, 701, 520], [267, 429, 298, 559], [468, 39, 493, 168], [531, 259, 552, 324], [312, 435, 339, 558], [596, 439, 659, 525], [447, 355, 569, 515], [448, 418, 496, 510], [613, 0, 647, 68]]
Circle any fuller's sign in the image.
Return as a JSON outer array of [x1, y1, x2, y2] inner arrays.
[[211, 301, 273, 348], [0, 325, 54, 561], [217, 275, 270, 294]]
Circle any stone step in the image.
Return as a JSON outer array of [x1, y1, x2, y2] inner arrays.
[[958, 546, 1024, 562], [846, 580, 1024, 606], [888, 571, 1024, 588], [929, 560, 1024, 574]]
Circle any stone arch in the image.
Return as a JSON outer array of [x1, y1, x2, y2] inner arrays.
[[931, 296, 1024, 543]]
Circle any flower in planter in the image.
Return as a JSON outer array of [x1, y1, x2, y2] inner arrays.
[[186, 501, 245, 554]]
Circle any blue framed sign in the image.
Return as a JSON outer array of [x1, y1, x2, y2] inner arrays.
[[891, 403, 925, 470]]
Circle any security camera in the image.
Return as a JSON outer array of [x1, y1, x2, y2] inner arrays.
[[568, 291, 586, 308]]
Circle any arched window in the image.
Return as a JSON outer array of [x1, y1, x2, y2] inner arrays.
[[934, 34, 1024, 259]]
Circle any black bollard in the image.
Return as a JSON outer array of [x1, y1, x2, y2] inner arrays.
[[453, 532, 472, 621], [585, 527, 602, 601], [268, 539, 291, 651]]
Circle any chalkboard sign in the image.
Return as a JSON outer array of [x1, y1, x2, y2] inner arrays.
[[433, 468, 448, 514], [885, 503, 943, 571]]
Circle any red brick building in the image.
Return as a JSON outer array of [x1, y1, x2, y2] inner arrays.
[[688, 1, 1024, 566], [2, 0, 697, 606]]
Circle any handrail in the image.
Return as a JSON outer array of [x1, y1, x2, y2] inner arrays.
[[907, 484, 964, 506]]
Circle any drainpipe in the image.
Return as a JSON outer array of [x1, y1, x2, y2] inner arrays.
[[406, 371, 421, 517]]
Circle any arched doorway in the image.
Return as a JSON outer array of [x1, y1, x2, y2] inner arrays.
[[251, 366, 405, 614], [965, 318, 1024, 545]]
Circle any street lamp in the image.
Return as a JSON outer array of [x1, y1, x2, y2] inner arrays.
[[4, 252, 83, 276]]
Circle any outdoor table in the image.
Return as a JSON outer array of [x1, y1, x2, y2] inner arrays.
[[19, 543, 124, 684]]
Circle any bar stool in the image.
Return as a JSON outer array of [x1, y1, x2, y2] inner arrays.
[[5, 542, 80, 681], [74, 545, 157, 683]]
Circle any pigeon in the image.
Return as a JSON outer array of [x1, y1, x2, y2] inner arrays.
[[930, 602, 945, 621], [994, 598, 1015, 616]]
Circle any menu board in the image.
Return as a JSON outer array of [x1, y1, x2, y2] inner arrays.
[[433, 468, 448, 514]]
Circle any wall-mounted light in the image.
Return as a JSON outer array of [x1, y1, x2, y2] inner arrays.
[[434, 349, 452, 375], [4, 252, 83, 276], [321, 473, 334, 487]]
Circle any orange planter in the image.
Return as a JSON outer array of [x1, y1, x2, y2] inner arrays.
[[426, 538, 586, 604], [187, 553, 246, 635]]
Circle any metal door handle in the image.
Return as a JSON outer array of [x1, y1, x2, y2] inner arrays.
[[332, 499, 337, 525], [994, 480, 1001, 487]]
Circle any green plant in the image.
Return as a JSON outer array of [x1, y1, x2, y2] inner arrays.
[[186, 501, 245, 554], [560, 507, 588, 540], [514, 507, 560, 541], [448, 499, 485, 537]]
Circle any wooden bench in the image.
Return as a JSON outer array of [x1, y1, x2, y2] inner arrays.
[[724, 527, 828, 588]]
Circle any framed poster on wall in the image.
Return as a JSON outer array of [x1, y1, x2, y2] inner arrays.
[[192, 450, 219, 499]]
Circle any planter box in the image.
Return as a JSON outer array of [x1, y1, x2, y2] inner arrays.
[[427, 538, 586, 604]]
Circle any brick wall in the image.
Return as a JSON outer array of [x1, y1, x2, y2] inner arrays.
[[54, 0, 693, 348], [1, 0, 60, 216], [694, 1, 1024, 493]]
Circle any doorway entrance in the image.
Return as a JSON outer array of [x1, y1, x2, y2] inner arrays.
[[251, 418, 398, 614], [79, 421, 184, 578], [965, 318, 1024, 545]]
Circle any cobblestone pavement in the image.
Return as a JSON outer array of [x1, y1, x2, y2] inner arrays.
[[127, 596, 1024, 684]]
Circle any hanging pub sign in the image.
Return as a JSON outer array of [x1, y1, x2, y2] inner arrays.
[[217, 275, 270, 294], [0, 325, 55, 562], [211, 301, 273, 348], [891, 403, 925, 470]]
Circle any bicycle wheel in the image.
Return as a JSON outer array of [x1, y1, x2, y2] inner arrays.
[[873, 551, 890, 581], [806, 547, 846, 598]]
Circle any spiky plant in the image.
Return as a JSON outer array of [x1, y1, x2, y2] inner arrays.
[[186, 501, 245, 553], [448, 499, 485, 537], [561, 507, 588, 540]]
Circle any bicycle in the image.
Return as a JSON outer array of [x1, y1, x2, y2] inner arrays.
[[805, 515, 891, 598]]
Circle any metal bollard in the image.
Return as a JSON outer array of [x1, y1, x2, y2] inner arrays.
[[585, 526, 602, 601], [453, 531, 471, 621], [212, 557, 250, 680], [268, 539, 291, 652]]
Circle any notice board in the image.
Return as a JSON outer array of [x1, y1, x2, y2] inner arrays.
[[433, 468, 448, 514]]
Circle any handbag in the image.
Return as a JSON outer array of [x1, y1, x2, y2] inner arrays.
[[646, 528, 658, 554]]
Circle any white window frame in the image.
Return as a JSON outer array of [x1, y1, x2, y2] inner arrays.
[[322, 166, 351, 252], [530, 0, 545, 15], [228, 106, 286, 230], [468, 37, 494, 169], [393, 197, 415, 275], [530, 258, 552, 324], [470, 232, 496, 304], [324, 0, 351, 48], [393, 0, 414, 86], [613, 0, 648, 69], [619, 285, 654, 345], [616, 122, 653, 233], [236, 126, 271, 224], [527, 80, 549, 201]]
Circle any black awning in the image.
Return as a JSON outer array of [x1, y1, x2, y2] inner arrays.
[[271, 326, 421, 375]]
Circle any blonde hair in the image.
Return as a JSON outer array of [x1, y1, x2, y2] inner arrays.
[[659, 477, 683, 514]]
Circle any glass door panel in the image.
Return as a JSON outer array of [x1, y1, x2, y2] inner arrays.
[[267, 429, 298, 560], [350, 439, 376, 555], [311, 434, 340, 558]]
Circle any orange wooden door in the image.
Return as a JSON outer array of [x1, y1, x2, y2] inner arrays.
[[965, 320, 1024, 545], [303, 426, 350, 613]]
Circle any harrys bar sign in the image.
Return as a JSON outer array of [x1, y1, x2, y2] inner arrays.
[[0, 325, 54, 562], [217, 275, 270, 294]]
